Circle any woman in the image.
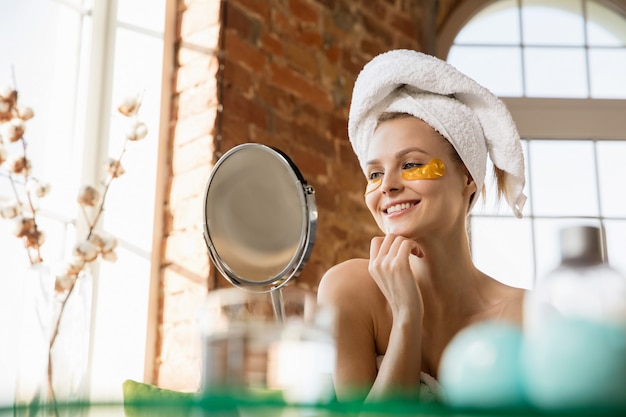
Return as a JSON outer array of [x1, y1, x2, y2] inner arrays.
[[317, 50, 528, 403]]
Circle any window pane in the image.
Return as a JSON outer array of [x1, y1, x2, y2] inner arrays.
[[58, 0, 87, 7], [118, 0, 166, 32], [597, 141, 626, 217], [471, 217, 534, 289], [455, 0, 520, 45], [589, 49, 626, 98], [524, 47, 588, 97], [105, 27, 164, 251], [529, 140, 598, 216], [587, 1, 626, 46], [0, 2, 87, 212], [605, 220, 626, 275], [533, 219, 565, 284], [521, 0, 585, 46], [90, 249, 152, 398], [447, 46, 523, 96]]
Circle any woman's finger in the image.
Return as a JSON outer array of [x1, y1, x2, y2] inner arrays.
[[397, 238, 420, 259], [370, 236, 384, 260]]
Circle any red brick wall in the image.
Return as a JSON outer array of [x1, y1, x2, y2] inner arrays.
[[156, 0, 441, 391]]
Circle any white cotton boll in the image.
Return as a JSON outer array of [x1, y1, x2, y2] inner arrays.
[[0, 200, 21, 219], [25, 229, 45, 248], [54, 273, 76, 292], [101, 249, 117, 262], [77, 185, 100, 207], [73, 240, 99, 262], [104, 158, 125, 178], [96, 234, 118, 261], [88, 232, 105, 249], [7, 155, 31, 174], [26, 179, 51, 198], [1, 118, 25, 142], [117, 94, 142, 117], [0, 85, 15, 101], [88, 232, 117, 254], [125, 119, 148, 141], [16, 105, 34, 121], [12, 216, 35, 238], [101, 235, 118, 253]]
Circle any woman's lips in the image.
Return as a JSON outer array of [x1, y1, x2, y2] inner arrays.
[[384, 201, 418, 214]]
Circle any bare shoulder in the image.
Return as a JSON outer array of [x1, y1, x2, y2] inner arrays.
[[317, 258, 390, 319], [317, 258, 375, 302]]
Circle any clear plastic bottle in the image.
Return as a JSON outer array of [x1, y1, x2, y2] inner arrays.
[[523, 225, 626, 410]]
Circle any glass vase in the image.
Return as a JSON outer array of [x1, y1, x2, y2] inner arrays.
[[14, 263, 55, 416], [14, 263, 93, 416], [49, 267, 93, 406]]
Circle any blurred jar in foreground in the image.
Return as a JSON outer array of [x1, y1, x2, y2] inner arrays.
[[438, 320, 526, 409], [523, 225, 626, 410], [198, 286, 336, 404]]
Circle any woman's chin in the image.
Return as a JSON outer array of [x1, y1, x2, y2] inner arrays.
[[384, 224, 415, 238]]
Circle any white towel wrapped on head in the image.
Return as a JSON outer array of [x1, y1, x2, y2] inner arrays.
[[348, 49, 527, 218]]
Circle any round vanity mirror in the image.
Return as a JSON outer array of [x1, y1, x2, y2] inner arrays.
[[202, 143, 317, 316]]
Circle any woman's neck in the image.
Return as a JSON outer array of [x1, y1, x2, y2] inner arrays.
[[412, 233, 496, 318]]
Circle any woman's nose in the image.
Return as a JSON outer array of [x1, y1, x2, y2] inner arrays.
[[381, 171, 402, 193]]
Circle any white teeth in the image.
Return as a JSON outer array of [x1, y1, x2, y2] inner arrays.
[[386, 202, 413, 214]]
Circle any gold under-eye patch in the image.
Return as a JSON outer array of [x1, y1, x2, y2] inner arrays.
[[364, 158, 446, 196], [402, 158, 446, 180]]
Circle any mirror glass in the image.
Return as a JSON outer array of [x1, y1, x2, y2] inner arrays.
[[203, 143, 316, 292]]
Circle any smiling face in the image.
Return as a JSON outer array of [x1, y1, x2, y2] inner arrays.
[[364, 116, 476, 239]]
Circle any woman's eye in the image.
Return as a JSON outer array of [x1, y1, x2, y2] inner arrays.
[[368, 171, 383, 181], [403, 162, 426, 170]]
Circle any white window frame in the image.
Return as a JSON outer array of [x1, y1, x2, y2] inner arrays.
[[503, 98, 626, 140], [76, 0, 175, 401]]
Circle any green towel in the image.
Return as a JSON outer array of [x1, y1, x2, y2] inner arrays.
[[122, 379, 196, 403], [122, 380, 197, 417], [121, 380, 281, 416]]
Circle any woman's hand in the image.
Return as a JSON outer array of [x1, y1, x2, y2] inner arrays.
[[366, 234, 425, 400], [368, 234, 424, 318]]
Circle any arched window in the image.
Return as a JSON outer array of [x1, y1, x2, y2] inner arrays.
[[439, 0, 626, 289]]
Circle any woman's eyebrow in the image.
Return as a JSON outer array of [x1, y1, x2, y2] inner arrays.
[[397, 147, 430, 158], [365, 147, 431, 166]]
